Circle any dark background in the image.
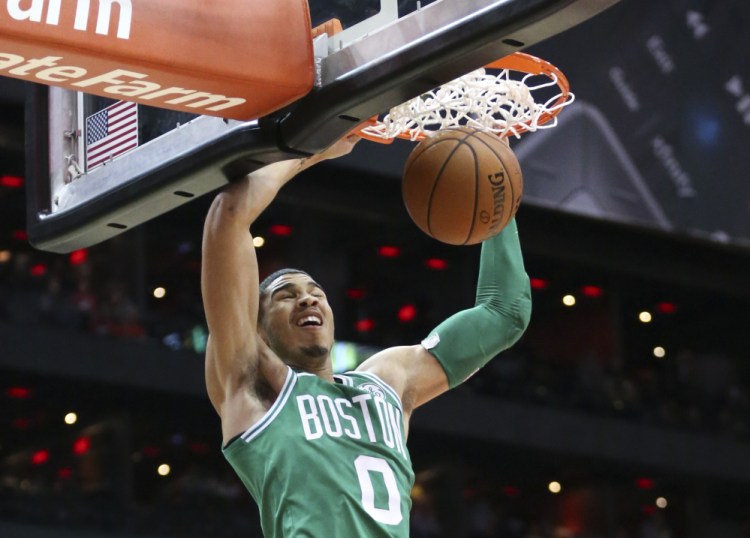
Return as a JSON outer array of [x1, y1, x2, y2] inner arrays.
[[524, 0, 750, 247], [1, 0, 750, 537]]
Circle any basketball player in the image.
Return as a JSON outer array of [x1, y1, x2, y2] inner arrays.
[[201, 135, 532, 537]]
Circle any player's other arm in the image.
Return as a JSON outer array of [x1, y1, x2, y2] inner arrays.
[[360, 219, 532, 412]]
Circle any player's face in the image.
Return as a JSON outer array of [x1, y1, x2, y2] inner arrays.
[[259, 273, 335, 362]]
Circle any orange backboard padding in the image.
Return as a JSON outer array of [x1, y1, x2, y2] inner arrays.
[[311, 18, 343, 39], [0, 0, 314, 120]]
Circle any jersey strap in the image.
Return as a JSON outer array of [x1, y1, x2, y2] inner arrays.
[[238, 367, 297, 443]]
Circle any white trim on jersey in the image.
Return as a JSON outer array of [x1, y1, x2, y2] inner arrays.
[[240, 367, 297, 443], [346, 371, 404, 411], [333, 373, 354, 386]]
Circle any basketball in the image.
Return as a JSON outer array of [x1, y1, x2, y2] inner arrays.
[[401, 127, 523, 245]]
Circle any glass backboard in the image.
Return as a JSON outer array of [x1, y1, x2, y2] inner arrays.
[[24, 0, 621, 253]]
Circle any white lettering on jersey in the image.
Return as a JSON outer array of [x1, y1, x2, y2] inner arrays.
[[296, 395, 323, 440], [317, 395, 343, 438], [295, 389, 406, 459], [352, 394, 378, 442], [335, 398, 361, 439], [375, 398, 395, 449]]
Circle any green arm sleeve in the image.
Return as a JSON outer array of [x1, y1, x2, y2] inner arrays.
[[422, 219, 532, 388]]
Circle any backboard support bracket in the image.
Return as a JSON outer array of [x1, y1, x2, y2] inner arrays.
[[25, 0, 621, 253]]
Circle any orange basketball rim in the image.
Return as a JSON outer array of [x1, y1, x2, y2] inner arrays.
[[355, 51, 572, 143]]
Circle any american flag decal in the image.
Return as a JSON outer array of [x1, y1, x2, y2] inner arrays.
[[85, 101, 139, 171]]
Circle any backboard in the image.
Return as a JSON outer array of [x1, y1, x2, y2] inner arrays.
[[514, 101, 672, 229], [23, 0, 621, 253]]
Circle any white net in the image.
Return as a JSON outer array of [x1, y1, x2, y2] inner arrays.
[[359, 67, 575, 140]]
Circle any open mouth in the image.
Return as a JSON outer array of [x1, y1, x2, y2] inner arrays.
[[297, 315, 323, 328]]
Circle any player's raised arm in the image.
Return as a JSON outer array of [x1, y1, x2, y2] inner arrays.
[[201, 136, 360, 417], [359, 219, 532, 414], [202, 159, 305, 413], [423, 218, 531, 383]]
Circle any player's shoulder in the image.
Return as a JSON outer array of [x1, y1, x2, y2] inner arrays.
[[356, 344, 427, 373], [356, 344, 414, 371], [354, 344, 423, 397]]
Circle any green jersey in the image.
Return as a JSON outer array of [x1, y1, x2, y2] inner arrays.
[[223, 367, 414, 537]]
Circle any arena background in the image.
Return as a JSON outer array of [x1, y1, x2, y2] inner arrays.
[[1, 0, 749, 536]]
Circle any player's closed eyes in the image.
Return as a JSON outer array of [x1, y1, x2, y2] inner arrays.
[[276, 291, 325, 301]]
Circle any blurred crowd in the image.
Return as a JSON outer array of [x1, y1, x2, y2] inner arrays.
[[1, 250, 145, 340], [0, 245, 207, 353], [470, 344, 750, 443], [1, 244, 747, 445], [1, 464, 681, 538], [1, 241, 749, 537]]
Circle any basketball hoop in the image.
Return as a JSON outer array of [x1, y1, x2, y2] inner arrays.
[[355, 52, 573, 143]]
